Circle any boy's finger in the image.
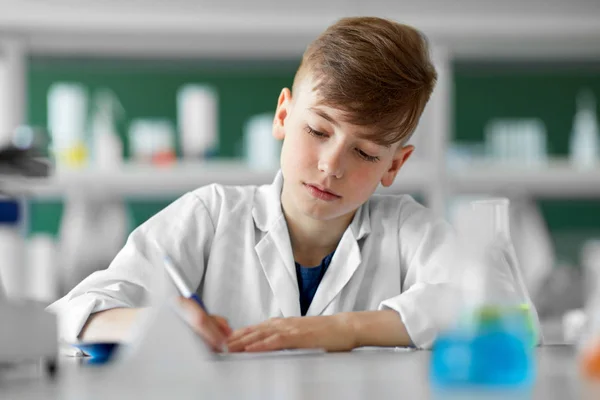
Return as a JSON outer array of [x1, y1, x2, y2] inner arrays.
[[176, 297, 228, 350], [228, 326, 255, 341], [197, 320, 229, 352], [245, 334, 285, 352], [212, 316, 233, 336], [228, 330, 268, 352]]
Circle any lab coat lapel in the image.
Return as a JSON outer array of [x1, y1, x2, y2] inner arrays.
[[255, 217, 301, 318], [253, 171, 301, 317], [306, 203, 370, 316]]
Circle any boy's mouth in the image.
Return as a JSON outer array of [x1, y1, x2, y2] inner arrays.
[[303, 183, 341, 201]]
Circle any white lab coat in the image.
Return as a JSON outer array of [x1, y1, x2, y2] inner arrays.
[[47, 171, 538, 349]]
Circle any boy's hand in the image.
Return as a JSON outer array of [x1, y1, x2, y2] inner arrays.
[[177, 297, 232, 352], [226, 314, 357, 352]]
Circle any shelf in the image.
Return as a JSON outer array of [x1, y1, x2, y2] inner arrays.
[[0, 1, 599, 58], [449, 160, 600, 197], [2, 159, 433, 200], [5, 158, 600, 200]]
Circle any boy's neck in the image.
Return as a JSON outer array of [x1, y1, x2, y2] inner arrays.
[[282, 205, 355, 267]]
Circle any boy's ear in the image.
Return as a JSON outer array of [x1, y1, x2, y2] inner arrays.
[[273, 88, 292, 140], [381, 145, 415, 187]]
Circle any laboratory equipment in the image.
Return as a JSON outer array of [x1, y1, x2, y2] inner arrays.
[[0, 199, 25, 299], [484, 118, 547, 166], [129, 119, 176, 165], [570, 89, 599, 169], [177, 84, 218, 159], [58, 193, 129, 295], [71, 342, 121, 365], [431, 198, 538, 389], [0, 300, 58, 376], [243, 112, 280, 170], [0, 55, 12, 148], [0, 142, 57, 377], [90, 88, 124, 170], [579, 240, 600, 378], [509, 196, 555, 300], [58, 88, 129, 294], [564, 308, 587, 344], [47, 82, 89, 168], [0, 140, 50, 299], [0, 137, 50, 177], [27, 234, 59, 303]]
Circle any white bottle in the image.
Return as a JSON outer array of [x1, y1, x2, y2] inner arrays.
[[59, 195, 130, 295], [27, 234, 59, 304], [570, 89, 600, 169], [243, 112, 280, 171], [90, 89, 124, 170], [47, 83, 89, 168], [177, 84, 218, 160]]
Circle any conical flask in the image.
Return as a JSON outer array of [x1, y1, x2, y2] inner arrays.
[[431, 198, 538, 388]]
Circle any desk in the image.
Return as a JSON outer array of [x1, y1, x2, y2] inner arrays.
[[1, 345, 598, 399]]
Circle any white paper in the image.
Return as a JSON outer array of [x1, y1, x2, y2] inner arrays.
[[352, 346, 416, 352], [218, 348, 326, 360]]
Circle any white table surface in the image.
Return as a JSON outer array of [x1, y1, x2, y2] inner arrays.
[[1, 345, 598, 399]]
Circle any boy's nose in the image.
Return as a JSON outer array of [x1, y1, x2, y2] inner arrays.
[[318, 146, 344, 179]]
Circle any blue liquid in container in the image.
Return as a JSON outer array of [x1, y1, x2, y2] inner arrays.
[[72, 342, 121, 365], [430, 318, 535, 389]]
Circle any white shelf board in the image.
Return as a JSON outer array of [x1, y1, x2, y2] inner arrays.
[[0, 1, 599, 58], [3, 159, 432, 199], [449, 160, 600, 197], [8, 159, 600, 200]]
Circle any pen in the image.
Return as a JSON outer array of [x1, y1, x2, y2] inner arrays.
[[162, 254, 208, 312], [161, 254, 228, 353]]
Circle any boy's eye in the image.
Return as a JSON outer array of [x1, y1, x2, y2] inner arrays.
[[356, 149, 379, 162], [306, 126, 327, 138]]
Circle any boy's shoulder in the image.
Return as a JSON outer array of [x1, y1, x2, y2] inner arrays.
[[190, 181, 262, 208], [188, 180, 286, 231], [366, 193, 443, 234], [367, 193, 431, 220]]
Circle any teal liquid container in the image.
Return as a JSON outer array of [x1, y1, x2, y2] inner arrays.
[[430, 306, 536, 389], [432, 198, 539, 390]]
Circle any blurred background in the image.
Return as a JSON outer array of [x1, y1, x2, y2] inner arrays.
[[1, 0, 600, 342]]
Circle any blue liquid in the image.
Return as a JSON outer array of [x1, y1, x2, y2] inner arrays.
[[72, 342, 121, 365], [430, 328, 535, 389]]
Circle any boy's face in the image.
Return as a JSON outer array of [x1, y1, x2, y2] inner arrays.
[[273, 77, 414, 223]]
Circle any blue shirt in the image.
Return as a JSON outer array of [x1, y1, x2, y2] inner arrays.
[[294, 252, 335, 316]]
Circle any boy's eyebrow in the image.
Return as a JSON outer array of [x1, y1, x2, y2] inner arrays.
[[308, 107, 340, 128]]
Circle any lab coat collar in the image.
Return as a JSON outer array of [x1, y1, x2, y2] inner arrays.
[[252, 171, 371, 318], [252, 170, 285, 233]]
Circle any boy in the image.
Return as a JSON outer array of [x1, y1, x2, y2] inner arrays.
[[48, 17, 536, 352]]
